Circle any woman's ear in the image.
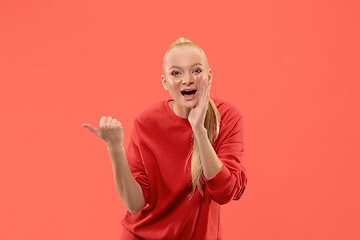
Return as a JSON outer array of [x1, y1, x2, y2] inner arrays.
[[161, 74, 169, 91], [208, 69, 212, 84]]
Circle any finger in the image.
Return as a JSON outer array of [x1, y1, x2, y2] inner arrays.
[[204, 77, 210, 105], [82, 123, 99, 135], [197, 75, 203, 100], [116, 121, 122, 128], [201, 75, 207, 105], [197, 74, 202, 92], [99, 116, 106, 129], [111, 118, 117, 127], [204, 75, 209, 91], [192, 76, 199, 108], [199, 79, 204, 105], [106, 116, 112, 127], [207, 77, 211, 96], [197, 76, 203, 107]]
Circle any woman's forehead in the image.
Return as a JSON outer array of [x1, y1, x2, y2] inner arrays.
[[165, 47, 206, 67]]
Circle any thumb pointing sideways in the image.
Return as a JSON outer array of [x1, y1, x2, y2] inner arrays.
[[82, 123, 99, 136]]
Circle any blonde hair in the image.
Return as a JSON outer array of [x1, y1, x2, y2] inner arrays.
[[162, 37, 221, 200]]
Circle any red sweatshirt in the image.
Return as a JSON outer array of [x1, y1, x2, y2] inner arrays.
[[120, 97, 247, 240]]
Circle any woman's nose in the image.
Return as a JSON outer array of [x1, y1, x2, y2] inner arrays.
[[182, 73, 194, 85]]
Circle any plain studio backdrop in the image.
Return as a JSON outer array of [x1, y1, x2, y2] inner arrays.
[[0, 0, 359, 239]]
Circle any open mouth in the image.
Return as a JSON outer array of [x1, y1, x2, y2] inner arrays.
[[181, 90, 197, 95], [180, 89, 197, 100]]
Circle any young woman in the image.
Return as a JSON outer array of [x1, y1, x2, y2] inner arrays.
[[82, 37, 247, 240]]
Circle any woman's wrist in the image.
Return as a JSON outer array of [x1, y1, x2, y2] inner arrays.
[[107, 143, 125, 153], [192, 126, 207, 138]]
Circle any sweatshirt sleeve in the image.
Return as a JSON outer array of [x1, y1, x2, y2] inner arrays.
[[125, 119, 151, 206], [202, 112, 247, 205]]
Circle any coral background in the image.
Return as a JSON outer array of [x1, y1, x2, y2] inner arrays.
[[0, 0, 359, 239]]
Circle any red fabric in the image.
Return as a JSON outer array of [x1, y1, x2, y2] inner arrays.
[[120, 97, 247, 240]]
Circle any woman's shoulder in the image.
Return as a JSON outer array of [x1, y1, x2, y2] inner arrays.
[[133, 100, 165, 126], [211, 97, 243, 122]]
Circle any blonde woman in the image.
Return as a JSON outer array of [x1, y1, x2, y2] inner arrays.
[[82, 37, 247, 240]]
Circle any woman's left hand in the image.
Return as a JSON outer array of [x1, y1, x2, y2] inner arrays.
[[188, 74, 211, 131]]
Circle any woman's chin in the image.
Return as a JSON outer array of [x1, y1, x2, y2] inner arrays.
[[171, 94, 198, 109], [181, 97, 198, 107]]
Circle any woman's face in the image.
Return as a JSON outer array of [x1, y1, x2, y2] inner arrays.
[[162, 46, 212, 118]]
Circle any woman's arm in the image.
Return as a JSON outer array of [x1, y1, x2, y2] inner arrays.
[[193, 116, 247, 205], [193, 127, 223, 179], [108, 144, 145, 214]]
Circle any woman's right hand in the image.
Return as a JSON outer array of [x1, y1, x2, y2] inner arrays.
[[82, 116, 124, 148]]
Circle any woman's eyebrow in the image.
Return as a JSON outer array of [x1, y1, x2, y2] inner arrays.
[[168, 63, 203, 70]]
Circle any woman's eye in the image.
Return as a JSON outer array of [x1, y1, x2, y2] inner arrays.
[[171, 71, 180, 76]]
